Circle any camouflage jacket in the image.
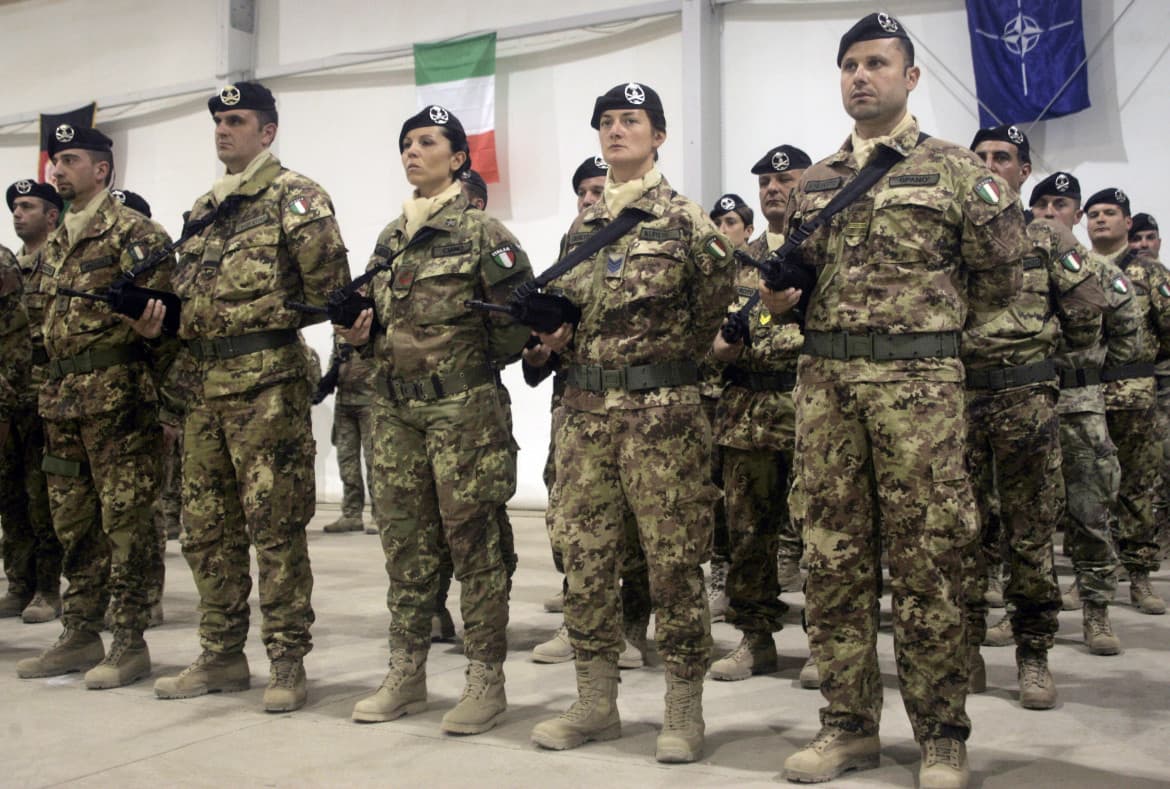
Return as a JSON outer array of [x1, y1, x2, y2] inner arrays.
[[1055, 255, 1142, 415], [38, 191, 174, 421], [16, 244, 49, 399], [963, 217, 1104, 377], [0, 247, 30, 420], [173, 155, 351, 400], [1101, 246, 1170, 411], [366, 192, 533, 384], [555, 175, 735, 413], [327, 337, 374, 407], [786, 117, 1026, 384], [713, 233, 802, 451]]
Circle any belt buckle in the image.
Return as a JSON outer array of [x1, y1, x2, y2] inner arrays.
[[831, 332, 849, 360], [218, 336, 236, 359], [601, 369, 624, 391]]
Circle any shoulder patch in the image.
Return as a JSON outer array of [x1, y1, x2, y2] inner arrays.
[[805, 177, 844, 192], [889, 173, 940, 188], [128, 243, 148, 264], [974, 177, 1001, 205], [1112, 276, 1130, 295], [1059, 250, 1083, 273], [491, 245, 517, 269], [288, 197, 310, 216], [703, 235, 730, 261], [1158, 283, 1170, 299]]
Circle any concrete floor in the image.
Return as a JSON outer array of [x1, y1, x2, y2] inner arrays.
[[1, 508, 1168, 788]]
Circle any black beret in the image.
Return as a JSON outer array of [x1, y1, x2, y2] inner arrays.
[[460, 169, 488, 207], [571, 155, 609, 193], [709, 193, 752, 223], [1130, 212, 1159, 238], [590, 82, 666, 131], [6, 179, 63, 213], [1084, 187, 1131, 216], [970, 124, 1031, 164], [751, 145, 812, 175], [1028, 171, 1081, 206], [46, 124, 113, 159], [399, 105, 471, 176], [208, 81, 277, 116], [110, 188, 151, 218], [837, 12, 914, 67]]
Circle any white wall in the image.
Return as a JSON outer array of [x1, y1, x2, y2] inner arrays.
[[1, 0, 1166, 507]]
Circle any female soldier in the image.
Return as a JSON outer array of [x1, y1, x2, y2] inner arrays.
[[336, 105, 533, 735], [529, 82, 735, 763]]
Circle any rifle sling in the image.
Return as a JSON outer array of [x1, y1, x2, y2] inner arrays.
[[531, 207, 654, 291]]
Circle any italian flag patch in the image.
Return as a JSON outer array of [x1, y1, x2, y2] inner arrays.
[[705, 236, 729, 260], [491, 245, 516, 268], [1112, 276, 1129, 295], [974, 177, 1001, 205], [1059, 250, 1082, 273], [1159, 283, 1170, 299], [289, 197, 309, 216]]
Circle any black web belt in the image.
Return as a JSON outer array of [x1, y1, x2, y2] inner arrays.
[[1100, 362, 1156, 383], [377, 365, 497, 403], [563, 360, 698, 392], [186, 329, 298, 361], [46, 343, 145, 381], [965, 359, 1056, 391], [802, 330, 959, 361]]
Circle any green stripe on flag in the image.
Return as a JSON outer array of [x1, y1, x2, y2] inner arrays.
[[414, 33, 496, 86]]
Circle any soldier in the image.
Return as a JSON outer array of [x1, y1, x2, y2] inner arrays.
[[1085, 188, 1168, 617], [961, 126, 1105, 710], [146, 82, 351, 712], [1, 179, 64, 624], [0, 251, 31, 478], [1129, 213, 1161, 260], [460, 169, 488, 211], [320, 336, 375, 534], [759, 15, 1026, 787], [337, 105, 533, 735], [15, 126, 173, 690], [529, 82, 734, 764], [1030, 174, 1144, 654]]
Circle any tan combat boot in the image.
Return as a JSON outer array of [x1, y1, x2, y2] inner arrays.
[[440, 660, 506, 734], [532, 624, 574, 664], [543, 590, 564, 613], [619, 618, 649, 670], [1016, 646, 1056, 709], [968, 647, 986, 694], [0, 590, 31, 618], [21, 592, 62, 624], [1129, 572, 1166, 615], [264, 656, 307, 712], [154, 650, 251, 698], [656, 669, 705, 763], [531, 655, 621, 750], [16, 628, 104, 678], [799, 654, 821, 689], [323, 515, 363, 533], [707, 561, 729, 622], [84, 631, 150, 689], [352, 648, 427, 722], [783, 726, 881, 782], [984, 568, 1005, 608], [982, 613, 1014, 647], [709, 633, 777, 681], [919, 737, 969, 788], [1060, 579, 1080, 611], [1082, 602, 1121, 655]]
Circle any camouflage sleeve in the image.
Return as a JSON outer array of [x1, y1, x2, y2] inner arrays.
[[960, 167, 1025, 310], [158, 346, 198, 425], [282, 182, 352, 322], [478, 218, 535, 366], [1144, 259, 1170, 360], [688, 212, 736, 362], [0, 258, 30, 420], [1040, 221, 1104, 352], [1101, 263, 1143, 368]]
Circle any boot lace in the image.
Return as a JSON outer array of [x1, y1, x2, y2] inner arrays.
[[663, 677, 696, 730], [1085, 607, 1113, 638], [460, 661, 491, 701], [270, 658, 299, 688], [925, 738, 963, 769]]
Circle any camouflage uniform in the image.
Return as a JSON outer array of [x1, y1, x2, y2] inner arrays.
[[38, 191, 173, 636], [0, 244, 60, 607], [553, 174, 733, 679], [1057, 257, 1142, 604], [328, 340, 375, 522], [1101, 248, 1170, 578], [171, 155, 350, 661], [713, 233, 803, 636], [365, 191, 532, 663], [960, 219, 1103, 651], [788, 119, 1025, 743]]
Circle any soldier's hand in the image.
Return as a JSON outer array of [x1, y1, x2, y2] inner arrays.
[[536, 322, 574, 353], [335, 307, 373, 346], [522, 336, 553, 368], [758, 282, 801, 316], [121, 298, 166, 339], [712, 323, 744, 362]]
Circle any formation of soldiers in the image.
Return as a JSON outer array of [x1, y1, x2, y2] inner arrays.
[[0, 11, 1166, 789]]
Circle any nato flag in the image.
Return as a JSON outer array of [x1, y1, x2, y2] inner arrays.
[[967, 0, 1091, 127]]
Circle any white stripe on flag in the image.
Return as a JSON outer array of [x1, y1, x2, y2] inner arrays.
[[416, 75, 494, 135]]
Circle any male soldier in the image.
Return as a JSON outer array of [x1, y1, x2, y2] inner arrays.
[[460, 169, 489, 211], [961, 126, 1105, 709], [1085, 188, 1168, 617], [759, 15, 1026, 786], [146, 82, 351, 712], [1, 179, 64, 623], [16, 126, 173, 690], [1029, 174, 1144, 653], [1129, 213, 1160, 260], [0, 251, 31, 481], [320, 336, 375, 534]]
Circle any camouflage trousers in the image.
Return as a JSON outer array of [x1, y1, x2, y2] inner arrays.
[[554, 404, 717, 677], [962, 385, 1063, 651], [332, 402, 374, 520], [721, 446, 791, 634], [1107, 404, 1163, 574], [147, 428, 182, 607], [371, 383, 514, 663], [1059, 410, 1120, 604], [181, 379, 316, 660], [1156, 385, 1170, 557], [42, 406, 160, 634], [794, 378, 974, 743], [702, 396, 730, 565], [0, 407, 61, 596], [434, 505, 516, 614]]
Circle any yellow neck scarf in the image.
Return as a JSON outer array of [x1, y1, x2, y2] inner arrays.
[[212, 150, 275, 204], [766, 231, 786, 252], [603, 166, 662, 217], [402, 180, 462, 238], [63, 189, 109, 248], [851, 110, 915, 167]]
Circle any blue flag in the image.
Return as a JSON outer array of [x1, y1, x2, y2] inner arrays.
[[966, 0, 1090, 127]]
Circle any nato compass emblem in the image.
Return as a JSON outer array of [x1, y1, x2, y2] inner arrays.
[[975, 7, 1077, 96]]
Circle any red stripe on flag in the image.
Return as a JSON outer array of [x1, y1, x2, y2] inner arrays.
[[38, 152, 50, 184], [467, 130, 499, 184]]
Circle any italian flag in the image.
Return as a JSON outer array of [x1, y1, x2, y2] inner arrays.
[[413, 33, 499, 183]]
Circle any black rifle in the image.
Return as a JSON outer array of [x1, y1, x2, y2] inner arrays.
[[464, 292, 581, 334], [312, 343, 352, 404]]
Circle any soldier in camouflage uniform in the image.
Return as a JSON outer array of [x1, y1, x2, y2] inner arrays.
[[147, 82, 351, 713], [705, 159, 808, 685], [337, 106, 532, 736], [529, 83, 734, 764], [16, 126, 173, 690], [1030, 174, 1145, 655], [321, 337, 375, 533], [1086, 188, 1169, 617], [1, 180, 63, 624], [960, 126, 1106, 710], [760, 16, 1026, 787], [0, 250, 31, 499]]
